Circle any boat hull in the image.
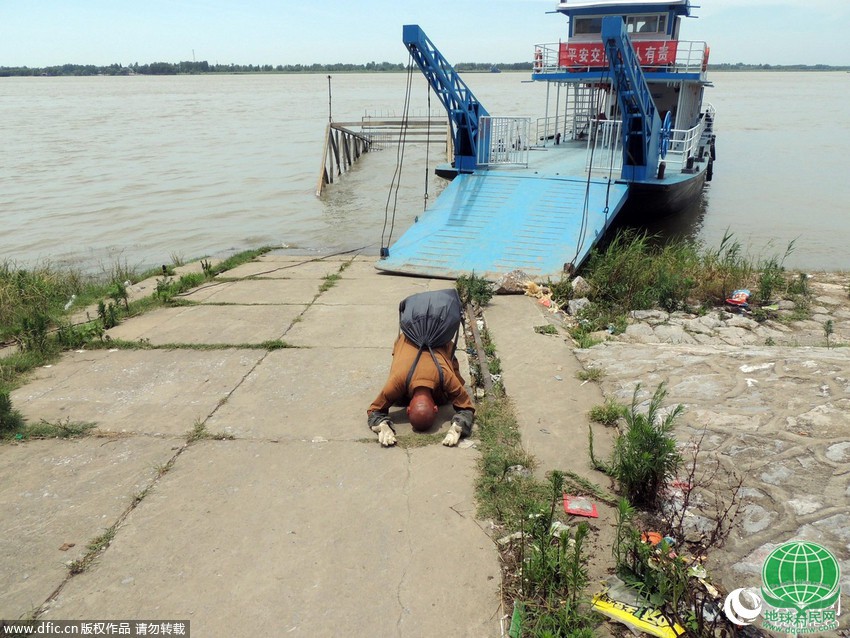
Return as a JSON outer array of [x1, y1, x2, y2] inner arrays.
[[619, 165, 708, 221]]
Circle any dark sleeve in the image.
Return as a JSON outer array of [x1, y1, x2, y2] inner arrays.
[[452, 409, 474, 438], [367, 410, 391, 429]]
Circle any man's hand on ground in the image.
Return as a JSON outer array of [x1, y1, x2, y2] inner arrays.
[[442, 422, 463, 447], [371, 420, 397, 447]]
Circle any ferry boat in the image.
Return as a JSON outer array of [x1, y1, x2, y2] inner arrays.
[[376, 0, 716, 280]]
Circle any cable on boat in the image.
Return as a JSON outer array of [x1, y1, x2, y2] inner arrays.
[[380, 56, 415, 257], [423, 84, 431, 213], [571, 68, 613, 268]]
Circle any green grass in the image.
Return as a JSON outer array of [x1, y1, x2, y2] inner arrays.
[[588, 397, 625, 425], [318, 272, 341, 293], [208, 247, 274, 276], [0, 390, 25, 434], [0, 350, 59, 395], [85, 338, 294, 351], [571, 330, 602, 349], [68, 526, 117, 575], [10, 419, 96, 441], [607, 384, 683, 509], [534, 324, 559, 335], [0, 260, 88, 344], [475, 396, 546, 526], [393, 432, 445, 448], [456, 273, 493, 307], [572, 229, 807, 335], [187, 420, 235, 442], [0, 247, 285, 391], [575, 367, 604, 382], [0, 396, 96, 441]]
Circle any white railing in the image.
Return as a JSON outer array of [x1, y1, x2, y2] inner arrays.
[[535, 115, 574, 145], [532, 40, 709, 75], [533, 44, 562, 74], [673, 41, 710, 74], [666, 122, 702, 169], [533, 43, 564, 74], [586, 111, 713, 174], [586, 119, 623, 172], [477, 116, 531, 167]]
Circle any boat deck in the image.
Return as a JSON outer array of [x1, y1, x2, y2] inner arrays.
[[376, 143, 629, 280]]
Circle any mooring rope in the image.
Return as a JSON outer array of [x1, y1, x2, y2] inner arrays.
[[380, 57, 415, 256]]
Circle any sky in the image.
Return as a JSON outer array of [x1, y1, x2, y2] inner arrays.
[[1, 0, 849, 68]]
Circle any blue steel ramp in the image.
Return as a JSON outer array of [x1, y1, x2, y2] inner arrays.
[[376, 172, 630, 280]]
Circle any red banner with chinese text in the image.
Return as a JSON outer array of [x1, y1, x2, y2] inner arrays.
[[558, 41, 678, 69]]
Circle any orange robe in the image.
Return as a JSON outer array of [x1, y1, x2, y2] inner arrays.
[[367, 334, 474, 422]]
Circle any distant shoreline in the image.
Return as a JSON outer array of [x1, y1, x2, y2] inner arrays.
[[2, 61, 848, 77]]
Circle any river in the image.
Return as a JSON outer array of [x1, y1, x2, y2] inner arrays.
[[2, 71, 848, 273]]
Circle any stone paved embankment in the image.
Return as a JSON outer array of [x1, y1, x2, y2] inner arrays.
[[571, 273, 850, 604]]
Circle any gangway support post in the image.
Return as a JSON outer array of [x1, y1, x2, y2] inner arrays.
[[402, 25, 489, 173]]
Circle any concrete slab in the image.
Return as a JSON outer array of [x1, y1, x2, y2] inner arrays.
[[11, 350, 264, 436], [221, 259, 347, 280], [484, 296, 615, 480], [259, 254, 352, 263], [284, 304, 400, 348], [0, 437, 178, 618], [184, 279, 321, 305], [105, 305, 307, 345], [206, 348, 384, 440], [316, 277, 447, 306], [46, 440, 500, 637], [176, 280, 234, 303]]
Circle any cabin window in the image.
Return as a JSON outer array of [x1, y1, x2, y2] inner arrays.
[[573, 14, 666, 36], [573, 17, 602, 35], [626, 15, 667, 35]]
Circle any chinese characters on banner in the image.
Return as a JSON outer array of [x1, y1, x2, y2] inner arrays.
[[558, 41, 678, 68]]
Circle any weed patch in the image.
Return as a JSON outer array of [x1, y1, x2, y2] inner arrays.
[[318, 272, 341, 293], [0, 249, 324, 393], [587, 397, 625, 426], [68, 526, 116, 575], [210, 247, 274, 276], [3, 418, 96, 442], [394, 432, 445, 448], [498, 472, 599, 636], [0, 391, 25, 434], [573, 230, 807, 334], [575, 367, 603, 383], [533, 324, 559, 335], [593, 384, 682, 509], [456, 273, 493, 307], [187, 420, 234, 442]]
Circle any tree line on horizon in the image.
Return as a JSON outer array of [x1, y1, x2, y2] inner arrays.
[[0, 60, 533, 77], [1, 60, 846, 77]]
